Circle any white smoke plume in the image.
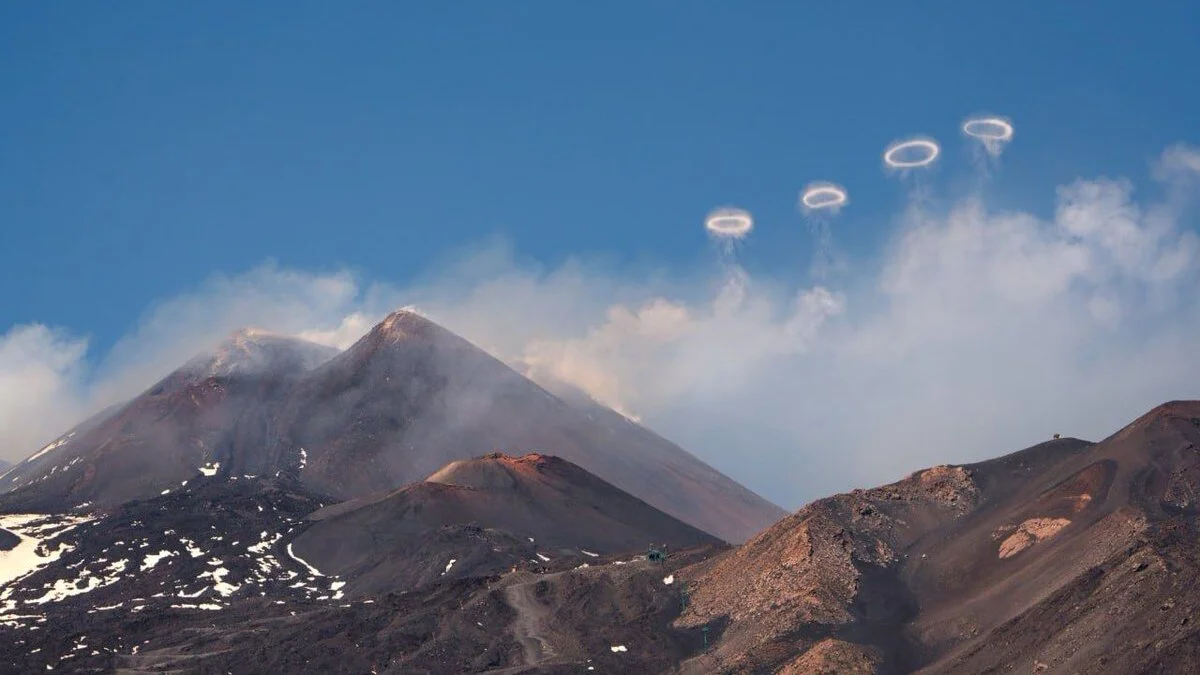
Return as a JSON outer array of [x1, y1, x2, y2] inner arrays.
[[962, 115, 1015, 160], [2, 146, 1199, 509]]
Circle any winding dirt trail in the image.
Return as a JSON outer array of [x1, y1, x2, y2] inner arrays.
[[505, 578, 559, 664]]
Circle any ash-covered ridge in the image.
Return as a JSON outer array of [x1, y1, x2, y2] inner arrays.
[[292, 452, 721, 596], [276, 309, 783, 543], [4, 402, 1200, 674], [670, 401, 1200, 674], [0, 473, 346, 673], [2, 309, 784, 544], [0, 330, 337, 510], [0, 452, 723, 673], [183, 327, 339, 379]]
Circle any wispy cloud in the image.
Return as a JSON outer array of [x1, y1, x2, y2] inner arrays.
[[3, 146, 1198, 508], [0, 324, 88, 462]]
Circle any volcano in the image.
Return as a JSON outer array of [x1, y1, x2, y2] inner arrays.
[[291, 452, 721, 596], [0, 310, 784, 544], [3, 401, 1200, 674], [0, 329, 337, 509]]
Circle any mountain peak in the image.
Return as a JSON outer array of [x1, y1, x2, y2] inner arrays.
[[1137, 399, 1200, 424], [195, 328, 338, 378], [1105, 399, 1200, 445], [425, 452, 559, 490], [374, 307, 441, 340], [1, 301, 785, 544], [229, 326, 281, 339]]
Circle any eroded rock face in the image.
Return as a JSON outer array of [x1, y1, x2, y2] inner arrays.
[[671, 402, 1200, 674], [675, 464, 981, 673], [6, 401, 1200, 675], [997, 517, 1073, 559], [777, 639, 883, 675], [915, 465, 981, 508]]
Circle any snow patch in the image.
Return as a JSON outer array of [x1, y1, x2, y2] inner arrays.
[[610, 645, 628, 653], [180, 537, 204, 558], [248, 533, 281, 554], [0, 514, 94, 586], [663, 575, 675, 585], [141, 550, 176, 572], [581, 549, 599, 558], [286, 542, 324, 577], [442, 559, 456, 576], [27, 576, 109, 604], [199, 567, 240, 597], [25, 435, 72, 464], [198, 462, 221, 477]]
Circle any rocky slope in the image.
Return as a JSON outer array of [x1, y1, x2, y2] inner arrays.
[[6, 387, 1199, 673], [0, 330, 338, 509], [292, 453, 720, 596], [0, 454, 720, 674], [272, 309, 783, 543], [670, 400, 1200, 674], [0, 473, 345, 673], [0, 311, 784, 544]]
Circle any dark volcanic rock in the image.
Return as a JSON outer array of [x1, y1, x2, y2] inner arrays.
[[0, 329, 338, 511], [0, 455, 722, 674], [670, 400, 1200, 674], [0, 311, 783, 544], [292, 453, 721, 595], [272, 310, 783, 543], [6, 401, 1200, 674], [0, 473, 349, 673], [0, 548, 719, 674]]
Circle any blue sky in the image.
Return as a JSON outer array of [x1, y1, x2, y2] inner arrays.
[[3, 3, 1200, 506], [4, 2, 1198, 351]]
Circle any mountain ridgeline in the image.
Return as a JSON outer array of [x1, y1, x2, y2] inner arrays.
[[672, 400, 1200, 673], [292, 452, 722, 596], [0, 310, 784, 544], [1, 329, 1199, 673]]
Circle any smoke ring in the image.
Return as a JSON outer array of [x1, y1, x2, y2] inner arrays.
[[883, 139, 940, 169], [962, 117, 1014, 142], [800, 184, 848, 211], [705, 208, 754, 238]]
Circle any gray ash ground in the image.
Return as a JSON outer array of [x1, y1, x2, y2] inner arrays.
[[119, 544, 720, 675], [0, 486, 718, 674], [0, 459, 721, 674], [0, 475, 345, 673], [6, 402, 1200, 674]]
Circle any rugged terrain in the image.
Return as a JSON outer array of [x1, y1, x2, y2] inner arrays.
[[0, 453, 722, 673], [292, 452, 720, 596], [671, 400, 1200, 674], [5, 389, 1200, 673], [272, 310, 782, 543], [0, 310, 784, 544], [0, 329, 337, 509]]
